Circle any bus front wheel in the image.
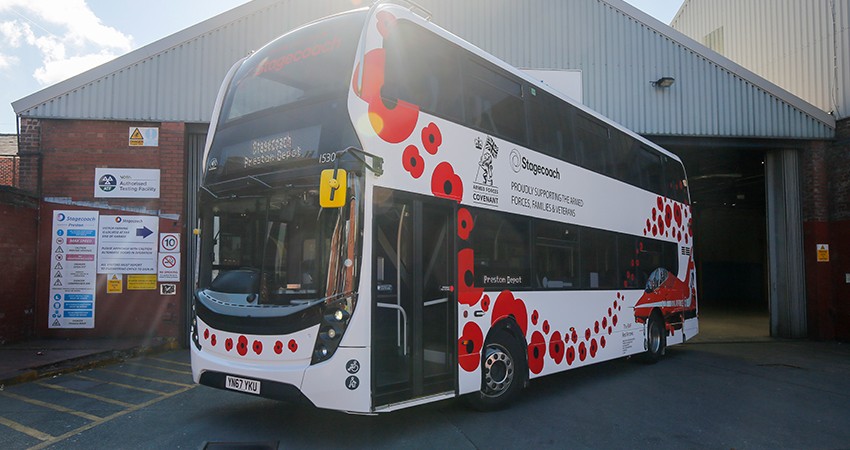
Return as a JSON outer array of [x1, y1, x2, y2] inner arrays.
[[465, 329, 525, 411]]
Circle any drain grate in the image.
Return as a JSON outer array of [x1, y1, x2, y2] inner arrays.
[[203, 442, 279, 450]]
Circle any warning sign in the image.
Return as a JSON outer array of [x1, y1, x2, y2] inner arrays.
[[158, 252, 181, 282], [107, 273, 123, 293], [817, 244, 830, 262], [128, 274, 157, 290], [129, 127, 159, 147]]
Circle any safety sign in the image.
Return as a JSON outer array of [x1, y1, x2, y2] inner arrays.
[[49, 210, 98, 329], [129, 126, 159, 147], [98, 215, 159, 274], [158, 253, 181, 282]]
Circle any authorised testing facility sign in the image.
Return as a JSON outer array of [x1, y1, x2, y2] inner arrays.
[[94, 168, 160, 198]]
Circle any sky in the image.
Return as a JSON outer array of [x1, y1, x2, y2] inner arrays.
[[0, 0, 684, 135]]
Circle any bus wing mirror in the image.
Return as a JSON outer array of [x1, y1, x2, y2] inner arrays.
[[320, 169, 347, 208]]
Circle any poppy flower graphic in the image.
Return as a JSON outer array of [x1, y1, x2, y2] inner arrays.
[[457, 208, 474, 241], [566, 345, 576, 365], [225, 338, 233, 352], [458, 248, 483, 306], [421, 122, 442, 155], [253, 340, 263, 355], [431, 162, 463, 202], [288, 339, 298, 353], [352, 48, 420, 143], [458, 322, 484, 372], [491, 290, 528, 336], [528, 331, 546, 374], [402, 145, 424, 178], [549, 331, 564, 364], [237, 335, 249, 356], [274, 341, 284, 355], [376, 11, 397, 37]]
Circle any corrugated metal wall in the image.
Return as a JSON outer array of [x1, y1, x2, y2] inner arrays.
[[672, 0, 849, 121], [14, 0, 834, 139]]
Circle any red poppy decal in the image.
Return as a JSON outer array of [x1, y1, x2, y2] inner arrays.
[[352, 49, 385, 103], [549, 331, 564, 364], [491, 290, 528, 336], [210, 334, 217, 346], [458, 248, 483, 306], [421, 122, 442, 155], [571, 329, 578, 344], [431, 162, 463, 202], [458, 321, 484, 372], [457, 208, 474, 241], [225, 338, 233, 352], [369, 97, 420, 144], [274, 341, 284, 355], [376, 11, 397, 37], [566, 345, 576, 365], [600, 336, 607, 348], [203, 329, 209, 340], [402, 145, 425, 178], [531, 310, 539, 326], [578, 342, 588, 362], [481, 295, 491, 312], [288, 339, 298, 353], [528, 331, 546, 374], [352, 48, 420, 144], [589, 338, 598, 358], [237, 335, 249, 356], [542, 320, 550, 334], [253, 340, 263, 355]]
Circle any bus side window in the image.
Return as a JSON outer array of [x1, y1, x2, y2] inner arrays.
[[580, 228, 618, 289], [384, 20, 462, 121], [528, 89, 576, 164], [534, 220, 578, 289], [575, 114, 610, 176], [463, 59, 527, 145], [635, 146, 663, 194], [664, 158, 690, 204], [383, 20, 463, 121], [472, 210, 530, 289]]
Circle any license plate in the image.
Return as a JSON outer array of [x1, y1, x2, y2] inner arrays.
[[225, 375, 261, 395]]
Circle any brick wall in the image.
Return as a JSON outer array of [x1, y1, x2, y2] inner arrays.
[[804, 118, 850, 341], [17, 118, 41, 194], [33, 119, 187, 340], [0, 189, 38, 344], [828, 118, 850, 340]]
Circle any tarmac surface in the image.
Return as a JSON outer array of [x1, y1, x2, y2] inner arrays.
[[0, 308, 823, 388], [0, 338, 177, 388]]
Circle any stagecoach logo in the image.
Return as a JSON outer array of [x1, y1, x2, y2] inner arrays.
[[472, 136, 500, 207]]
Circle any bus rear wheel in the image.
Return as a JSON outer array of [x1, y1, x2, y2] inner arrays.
[[465, 329, 525, 411], [643, 311, 666, 363]]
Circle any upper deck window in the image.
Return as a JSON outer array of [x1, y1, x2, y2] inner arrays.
[[219, 12, 366, 125]]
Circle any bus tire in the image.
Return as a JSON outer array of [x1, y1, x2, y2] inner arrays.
[[643, 310, 666, 363], [464, 328, 525, 411]]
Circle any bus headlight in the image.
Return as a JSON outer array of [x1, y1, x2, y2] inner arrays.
[[311, 294, 357, 365]]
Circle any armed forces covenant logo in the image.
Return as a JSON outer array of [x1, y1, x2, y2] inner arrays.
[[472, 136, 500, 207]]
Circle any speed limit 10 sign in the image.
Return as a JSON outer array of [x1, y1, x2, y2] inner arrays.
[[159, 233, 180, 253]]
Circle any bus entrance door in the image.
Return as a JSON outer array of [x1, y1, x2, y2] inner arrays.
[[372, 188, 455, 407]]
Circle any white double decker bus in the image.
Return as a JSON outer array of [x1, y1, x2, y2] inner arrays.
[[191, 1, 698, 413]]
